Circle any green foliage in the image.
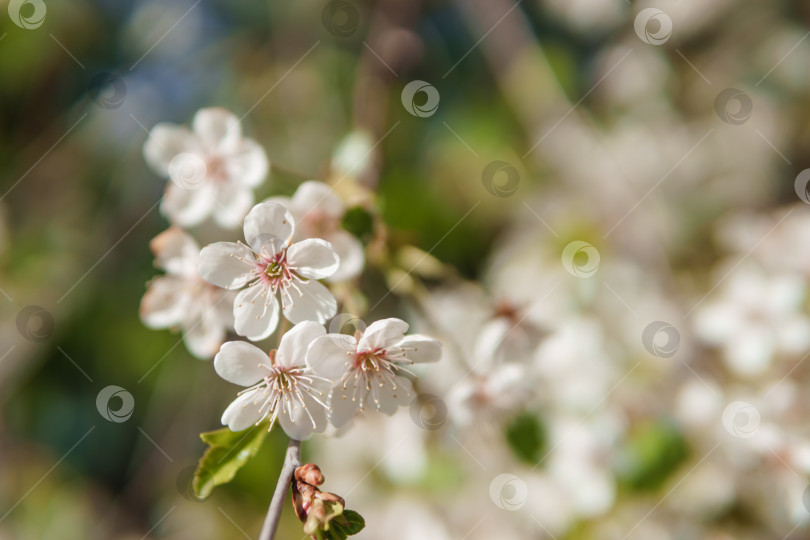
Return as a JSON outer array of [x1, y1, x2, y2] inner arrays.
[[315, 508, 366, 540], [506, 412, 546, 464], [192, 424, 269, 499], [341, 206, 375, 242], [615, 419, 689, 492]]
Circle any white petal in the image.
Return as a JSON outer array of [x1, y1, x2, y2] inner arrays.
[[277, 321, 326, 369], [140, 276, 188, 329], [234, 286, 280, 341], [213, 185, 254, 229], [225, 138, 268, 188], [392, 335, 442, 363], [192, 107, 241, 153], [160, 181, 217, 227], [143, 123, 193, 177], [328, 388, 360, 428], [221, 389, 265, 431], [214, 340, 272, 385], [183, 307, 226, 360], [325, 230, 364, 282], [197, 242, 254, 288], [282, 279, 337, 324], [287, 239, 340, 279], [307, 334, 356, 379], [243, 201, 294, 251], [279, 390, 328, 440], [149, 227, 199, 277], [376, 376, 414, 415], [291, 180, 344, 217], [358, 318, 409, 351]]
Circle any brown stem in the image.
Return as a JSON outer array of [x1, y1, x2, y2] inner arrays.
[[258, 438, 302, 540]]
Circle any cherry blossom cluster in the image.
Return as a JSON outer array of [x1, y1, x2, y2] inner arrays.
[[139, 107, 441, 442]]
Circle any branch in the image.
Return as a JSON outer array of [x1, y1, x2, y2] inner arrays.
[[258, 438, 302, 540]]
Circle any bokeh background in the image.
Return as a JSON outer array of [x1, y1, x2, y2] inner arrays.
[[2, 0, 810, 538]]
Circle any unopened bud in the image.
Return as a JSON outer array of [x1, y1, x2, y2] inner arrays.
[[295, 463, 325, 486]]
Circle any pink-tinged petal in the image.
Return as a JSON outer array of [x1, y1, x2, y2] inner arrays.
[[375, 376, 414, 415], [243, 202, 295, 251], [214, 340, 271, 385], [198, 242, 254, 289], [307, 334, 356, 379], [287, 238, 339, 279], [149, 227, 199, 277], [225, 138, 268, 188], [291, 181, 343, 218], [192, 107, 241, 153], [140, 276, 189, 329], [213, 185, 254, 230], [391, 335, 442, 364], [328, 388, 360, 428], [278, 390, 328, 440], [234, 286, 280, 341], [182, 303, 227, 360], [221, 389, 265, 431], [325, 230, 364, 282], [277, 321, 326, 369], [160, 181, 217, 227], [358, 318, 409, 351], [282, 279, 337, 324], [143, 123, 193, 177]]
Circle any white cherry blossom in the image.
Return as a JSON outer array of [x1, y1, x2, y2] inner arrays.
[[307, 318, 441, 427], [267, 180, 364, 282], [143, 107, 268, 228], [140, 227, 235, 359], [197, 201, 340, 341], [214, 321, 330, 440]]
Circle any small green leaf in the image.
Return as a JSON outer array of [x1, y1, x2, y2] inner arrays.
[[192, 424, 269, 499], [341, 206, 374, 241], [615, 419, 689, 491], [339, 510, 365, 536], [505, 412, 545, 464]]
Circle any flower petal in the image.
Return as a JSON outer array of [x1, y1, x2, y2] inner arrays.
[[143, 123, 193, 177], [392, 335, 442, 364], [234, 286, 280, 341], [278, 390, 328, 440], [287, 238, 340, 279], [140, 276, 188, 329], [358, 318, 409, 351], [307, 334, 356, 379], [328, 388, 360, 428], [221, 388, 265, 431], [375, 376, 414, 415], [277, 321, 326, 369], [214, 340, 272, 385], [225, 138, 268, 188], [183, 307, 226, 360], [282, 279, 337, 324], [160, 181, 217, 227], [291, 180, 344, 217], [243, 201, 294, 251], [197, 242, 254, 289], [149, 227, 199, 277], [213, 185, 254, 230], [192, 107, 241, 153], [325, 230, 364, 282]]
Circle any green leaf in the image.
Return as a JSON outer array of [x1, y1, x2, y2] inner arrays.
[[338, 510, 365, 535], [192, 424, 269, 499], [505, 412, 545, 464], [615, 419, 689, 491]]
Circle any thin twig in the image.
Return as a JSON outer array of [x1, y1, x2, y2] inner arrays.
[[258, 438, 302, 540]]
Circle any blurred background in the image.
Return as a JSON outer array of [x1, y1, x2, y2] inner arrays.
[[2, 0, 810, 538]]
